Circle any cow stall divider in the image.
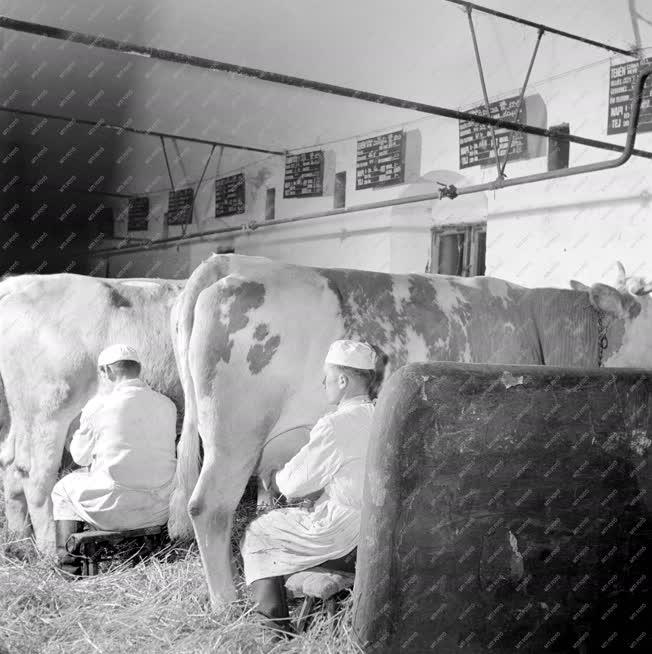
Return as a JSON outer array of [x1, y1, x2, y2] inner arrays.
[[352, 361, 651, 653]]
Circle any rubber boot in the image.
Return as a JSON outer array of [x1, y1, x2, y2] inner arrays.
[[250, 576, 295, 639], [55, 519, 83, 577]]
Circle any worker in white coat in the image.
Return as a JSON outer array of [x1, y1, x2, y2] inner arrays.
[[240, 339, 387, 636], [51, 344, 177, 575]]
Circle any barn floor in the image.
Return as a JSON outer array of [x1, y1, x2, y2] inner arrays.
[[0, 495, 360, 654]]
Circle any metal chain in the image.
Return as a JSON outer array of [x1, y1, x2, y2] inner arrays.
[[596, 309, 609, 367]]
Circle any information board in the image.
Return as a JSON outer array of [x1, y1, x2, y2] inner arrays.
[[356, 130, 405, 190], [215, 173, 245, 218], [284, 150, 324, 198], [127, 197, 149, 231], [165, 188, 194, 226], [459, 95, 529, 169], [607, 57, 652, 135]]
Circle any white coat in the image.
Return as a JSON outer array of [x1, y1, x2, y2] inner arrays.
[[51, 378, 177, 531], [241, 395, 374, 584]]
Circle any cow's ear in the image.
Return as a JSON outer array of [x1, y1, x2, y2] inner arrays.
[[589, 283, 639, 319], [615, 261, 627, 290], [570, 280, 589, 292]]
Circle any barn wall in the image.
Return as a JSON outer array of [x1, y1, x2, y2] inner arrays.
[[104, 34, 652, 286]]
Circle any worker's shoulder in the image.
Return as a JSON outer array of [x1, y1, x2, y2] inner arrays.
[[147, 387, 177, 410], [325, 401, 375, 426]]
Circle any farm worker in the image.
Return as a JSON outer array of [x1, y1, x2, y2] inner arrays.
[[51, 344, 177, 575], [240, 339, 387, 636]]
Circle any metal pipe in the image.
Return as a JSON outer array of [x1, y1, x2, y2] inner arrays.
[[84, 188, 455, 257], [442, 65, 652, 198], [466, 6, 503, 178], [1, 16, 650, 160], [0, 105, 285, 156], [160, 136, 175, 191], [7, 179, 132, 199], [87, 66, 652, 258], [500, 29, 544, 177], [443, 0, 637, 57]]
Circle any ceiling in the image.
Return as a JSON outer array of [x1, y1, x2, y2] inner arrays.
[[0, 0, 650, 198]]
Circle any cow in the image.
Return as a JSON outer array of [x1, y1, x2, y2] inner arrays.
[[167, 254, 652, 607], [0, 274, 185, 553]]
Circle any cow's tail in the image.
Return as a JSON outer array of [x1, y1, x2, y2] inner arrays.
[[0, 372, 14, 468], [168, 282, 205, 540]]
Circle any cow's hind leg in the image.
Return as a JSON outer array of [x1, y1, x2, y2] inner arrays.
[[188, 404, 264, 608], [2, 464, 31, 538], [22, 416, 72, 556]]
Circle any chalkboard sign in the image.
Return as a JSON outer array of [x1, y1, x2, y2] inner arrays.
[[284, 151, 324, 198], [165, 188, 194, 226], [98, 207, 114, 238], [127, 197, 149, 231], [356, 131, 405, 190], [459, 95, 529, 169], [215, 173, 245, 218], [607, 57, 652, 135]]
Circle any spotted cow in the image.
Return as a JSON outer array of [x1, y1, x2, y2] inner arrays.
[[0, 274, 185, 553], [168, 254, 652, 606]]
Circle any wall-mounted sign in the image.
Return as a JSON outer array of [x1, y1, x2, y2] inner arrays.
[[459, 95, 529, 169], [127, 197, 149, 231], [607, 57, 652, 135], [356, 130, 405, 190], [98, 207, 114, 238], [165, 188, 194, 226], [284, 150, 324, 198], [215, 173, 245, 218]]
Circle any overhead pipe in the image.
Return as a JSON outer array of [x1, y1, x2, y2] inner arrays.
[[1, 16, 650, 161], [439, 64, 652, 199], [86, 66, 652, 259]]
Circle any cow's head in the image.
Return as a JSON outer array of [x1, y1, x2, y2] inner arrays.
[[570, 264, 652, 367]]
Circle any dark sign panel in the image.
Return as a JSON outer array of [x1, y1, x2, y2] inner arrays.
[[356, 130, 405, 190], [98, 207, 114, 238], [127, 196, 149, 231], [215, 173, 245, 218], [284, 150, 324, 198], [607, 57, 652, 135], [459, 95, 529, 169], [165, 188, 194, 226]]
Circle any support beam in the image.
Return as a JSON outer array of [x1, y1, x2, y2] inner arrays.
[[443, 0, 637, 57], [1, 16, 650, 160], [0, 105, 285, 156], [466, 6, 503, 178]]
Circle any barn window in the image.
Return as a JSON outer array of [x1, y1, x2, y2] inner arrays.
[[334, 171, 346, 208], [430, 223, 486, 276], [265, 188, 276, 221]]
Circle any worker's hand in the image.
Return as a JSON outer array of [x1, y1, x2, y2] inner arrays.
[[260, 468, 281, 494]]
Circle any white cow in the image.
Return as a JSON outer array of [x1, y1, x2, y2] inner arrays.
[[0, 274, 185, 553], [168, 255, 652, 606]]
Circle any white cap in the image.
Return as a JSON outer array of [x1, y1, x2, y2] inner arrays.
[[98, 344, 141, 367], [325, 340, 376, 370]]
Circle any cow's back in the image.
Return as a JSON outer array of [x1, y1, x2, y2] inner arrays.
[[313, 267, 540, 368]]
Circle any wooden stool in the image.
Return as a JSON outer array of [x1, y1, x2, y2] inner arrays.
[[285, 566, 355, 633], [66, 525, 166, 576]]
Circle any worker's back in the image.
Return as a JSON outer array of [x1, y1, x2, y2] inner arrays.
[[89, 378, 177, 490]]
